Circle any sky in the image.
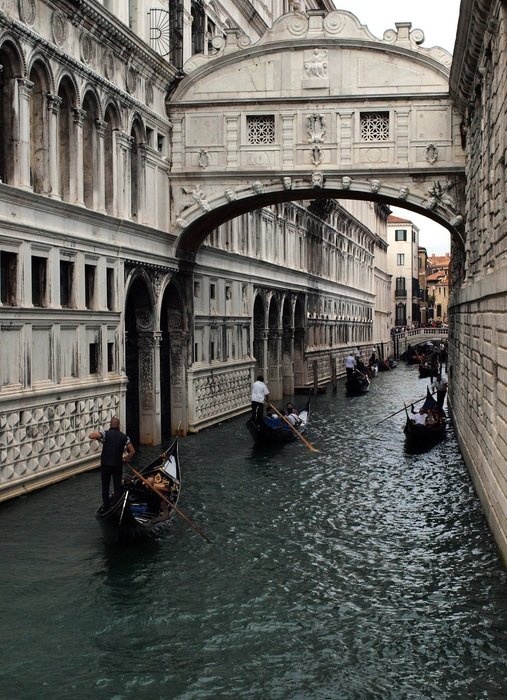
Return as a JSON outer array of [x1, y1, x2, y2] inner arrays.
[[334, 1, 461, 254]]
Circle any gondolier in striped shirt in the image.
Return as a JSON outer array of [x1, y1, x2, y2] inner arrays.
[[89, 417, 135, 511]]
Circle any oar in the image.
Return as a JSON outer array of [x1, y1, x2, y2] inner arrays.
[[119, 489, 129, 526], [129, 465, 211, 544], [267, 402, 320, 453], [376, 394, 428, 425]]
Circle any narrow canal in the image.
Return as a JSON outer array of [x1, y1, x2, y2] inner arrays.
[[1, 364, 506, 700]]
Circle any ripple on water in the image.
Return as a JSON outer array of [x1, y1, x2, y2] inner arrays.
[[0, 365, 507, 699]]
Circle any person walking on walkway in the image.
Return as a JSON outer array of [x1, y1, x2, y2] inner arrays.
[[251, 375, 269, 426], [89, 416, 135, 511]]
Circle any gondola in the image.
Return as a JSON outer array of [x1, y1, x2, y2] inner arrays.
[[418, 362, 433, 378], [246, 394, 311, 446], [404, 389, 446, 445], [345, 371, 370, 396], [95, 439, 181, 545]]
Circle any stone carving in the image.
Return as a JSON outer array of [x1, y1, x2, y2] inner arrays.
[[80, 32, 94, 64], [104, 51, 115, 81], [224, 187, 237, 201], [198, 149, 210, 169], [450, 215, 464, 227], [252, 181, 264, 195], [145, 81, 154, 107], [341, 176, 352, 189], [51, 10, 67, 46], [19, 0, 36, 25], [150, 270, 165, 298], [312, 171, 324, 188], [399, 185, 409, 199], [307, 113, 326, 143], [126, 66, 137, 94], [176, 217, 188, 229], [426, 144, 438, 164], [369, 179, 381, 193], [304, 49, 328, 80], [136, 309, 153, 330], [424, 180, 457, 212], [282, 176, 292, 190], [193, 368, 251, 419], [311, 145, 322, 166], [182, 186, 211, 211]]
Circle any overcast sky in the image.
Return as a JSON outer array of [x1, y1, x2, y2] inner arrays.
[[334, 1, 461, 254]]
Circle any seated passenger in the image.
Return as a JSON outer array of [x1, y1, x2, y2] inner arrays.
[[411, 407, 427, 426]]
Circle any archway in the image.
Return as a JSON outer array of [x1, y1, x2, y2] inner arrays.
[[253, 294, 266, 378], [282, 296, 293, 396], [160, 281, 187, 438], [267, 295, 281, 400], [124, 274, 155, 446], [167, 10, 465, 267]]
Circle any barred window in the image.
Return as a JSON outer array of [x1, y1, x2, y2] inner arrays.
[[247, 115, 275, 144], [360, 112, 389, 141]]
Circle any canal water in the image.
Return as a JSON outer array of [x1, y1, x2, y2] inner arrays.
[[1, 364, 507, 700]]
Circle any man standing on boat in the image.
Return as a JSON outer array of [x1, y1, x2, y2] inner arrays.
[[344, 352, 356, 379], [89, 417, 136, 511], [431, 374, 448, 412], [251, 375, 270, 426]]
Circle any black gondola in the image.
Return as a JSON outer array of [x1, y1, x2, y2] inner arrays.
[[246, 394, 311, 446], [404, 389, 446, 444], [95, 439, 181, 545], [345, 371, 370, 396], [418, 362, 432, 378], [378, 357, 398, 371]]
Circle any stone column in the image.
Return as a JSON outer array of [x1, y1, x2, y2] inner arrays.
[[169, 329, 188, 435], [95, 119, 107, 213], [138, 143, 148, 224], [115, 131, 133, 219], [72, 108, 86, 206], [47, 94, 62, 200], [268, 329, 283, 401], [16, 78, 34, 190], [282, 327, 295, 395], [137, 331, 160, 446]]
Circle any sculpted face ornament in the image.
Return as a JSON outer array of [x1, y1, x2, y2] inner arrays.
[[282, 177, 292, 190], [399, 186, 409, 200], [252, 181, 264, 195], [341, 176, 352, 189], [370, 179, 381, 193], [312, 171, 324, 188], [225, 188, 237, 202]]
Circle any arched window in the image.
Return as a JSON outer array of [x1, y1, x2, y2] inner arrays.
[[130, 118, 144, 221], [82, 91, 100, 209], [57, 77, 76, 202], [0, 42, 22, 185], [104, 103, 120, 215], [29, 61, 51, 194]]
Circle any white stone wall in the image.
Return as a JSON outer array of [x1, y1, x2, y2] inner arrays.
[[449, 0, 507, 563]]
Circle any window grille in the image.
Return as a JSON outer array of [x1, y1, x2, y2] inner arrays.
[[149, 9, 170, 57], [247, 115, 275, 145], [360, 112, 389, 141]]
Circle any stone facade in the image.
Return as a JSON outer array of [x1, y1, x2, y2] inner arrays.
[[0, 0, 388, 501], [449, 0, 507, 563], [387, 215, 420, 327]]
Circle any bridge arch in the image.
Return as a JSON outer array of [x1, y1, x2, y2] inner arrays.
[[167, 9, 466, 263]]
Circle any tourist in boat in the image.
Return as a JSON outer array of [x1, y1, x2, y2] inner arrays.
[[410, 406, 428, 426], [284, 403, 302, 427], [251, 375, 270, 426]]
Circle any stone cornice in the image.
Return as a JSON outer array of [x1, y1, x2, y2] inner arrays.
[[54, 0, 178, 79], [449, 0, 494, 110]]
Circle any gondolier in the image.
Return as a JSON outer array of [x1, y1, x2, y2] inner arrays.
[[89, 417, 135, 511], [251, 375, 270, 426]]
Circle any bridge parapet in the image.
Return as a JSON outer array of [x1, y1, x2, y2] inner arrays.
[[393, 327, 448, 354]]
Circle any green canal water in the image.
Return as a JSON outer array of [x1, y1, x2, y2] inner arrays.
[[1, 364, 506, 699]]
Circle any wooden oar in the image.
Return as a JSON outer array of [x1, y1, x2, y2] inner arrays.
[[376, 394, 428, 425], [267, 402, 320, 453], [129, 465, 211, 544]]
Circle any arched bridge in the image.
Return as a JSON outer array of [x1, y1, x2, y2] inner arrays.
[[167, 9, 466, 260]]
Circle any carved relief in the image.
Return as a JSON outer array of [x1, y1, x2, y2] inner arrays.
[[145, 81, 154, 107], [425, 144, 438, 164], [311, 171, 324, 188], [104, 51, 115, 81], [304, 48, 328, 80], [282, 176, 292, 190], [19, 0, 36, 25], [311, 145, 322, 166], [251, 181, 264, 195], [398, 185, 409, 200], [341, 176, 352, 189], [126, 66, 137, 94], [198, 149, 210, 169], [306, 113, 326, 143], [225, 188, 237, 201], [51, 11, 67, 46], [80, 33, 94, 64]]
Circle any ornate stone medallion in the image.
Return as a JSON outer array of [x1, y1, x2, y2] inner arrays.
[[19, 0, 36, 25], [52, 10, 67, 46]]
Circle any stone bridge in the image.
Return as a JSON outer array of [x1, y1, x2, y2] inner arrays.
[[167, 10, 466, 261], [393, 327, 449, 355]]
